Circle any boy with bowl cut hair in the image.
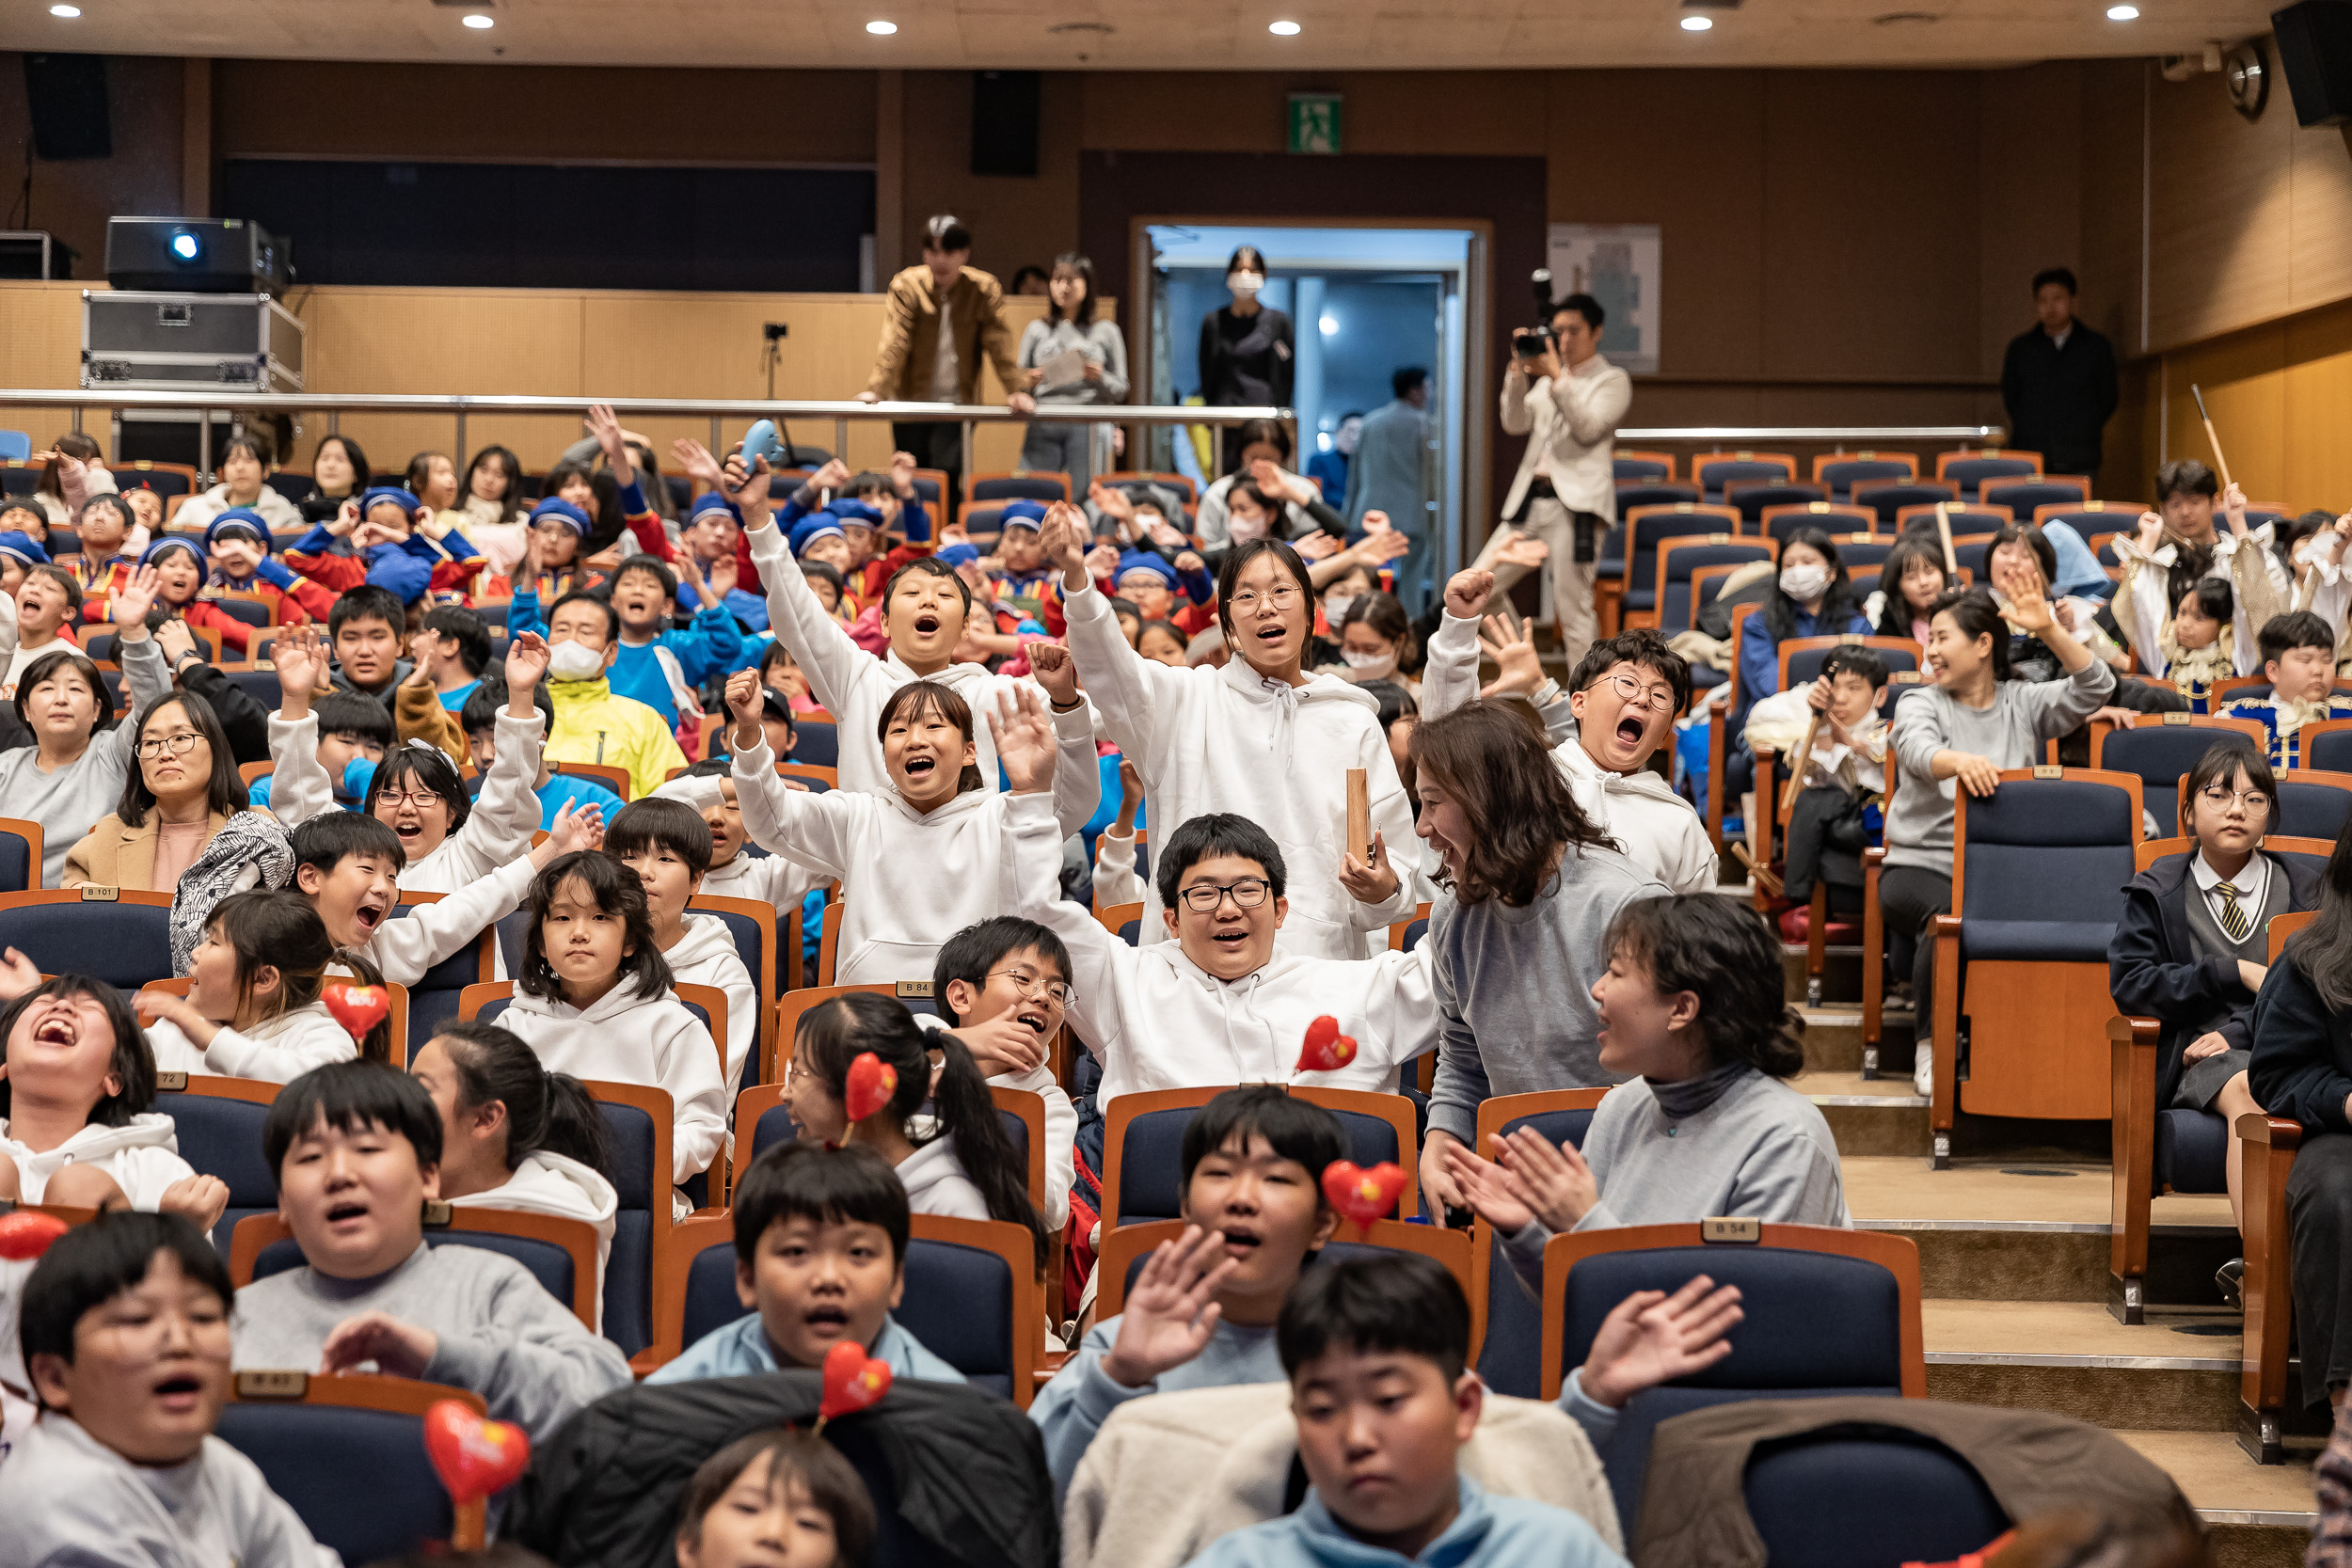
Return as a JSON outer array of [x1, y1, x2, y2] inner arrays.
[[2222, 610, 2352, 769], [0, 1211, 336, 1568], [607, 796, 760, 1099], [646, 1140, 962, 1386], [231, 1060, 632, 1442]]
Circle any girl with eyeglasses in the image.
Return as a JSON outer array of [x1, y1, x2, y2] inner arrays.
[[1050, 515, 1420, 960]]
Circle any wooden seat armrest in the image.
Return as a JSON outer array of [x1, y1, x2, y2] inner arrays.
[[2236, 1113, 2304, 1151]]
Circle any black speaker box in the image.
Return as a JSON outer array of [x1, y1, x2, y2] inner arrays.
[[971, 71, 1041, 178], [2274, 1, 2352, 126], [23, 53, 110, 161]]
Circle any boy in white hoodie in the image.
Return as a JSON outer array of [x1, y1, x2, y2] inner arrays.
[[722, 667, 1099, 987], [990, 690, 1438, 1117], [606, 797, 761, 1101], [0, 1212, 335, 1568], [1423, 571, 1715, 895], [654, 762, 829, 990]]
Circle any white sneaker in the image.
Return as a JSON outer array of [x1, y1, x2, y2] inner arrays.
[[1913, 1043, 1932, 1098]]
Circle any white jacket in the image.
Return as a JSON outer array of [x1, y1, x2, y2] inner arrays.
[[448, 1149, 618, 1329], [1064, 583, 1417, 959], [914, 1014, 1075, 1228], [1422, 610, 1716, 895], [1742, 687, 1887, 796], [172, 483, 305, 536], [146, 1001, 355, 1084], [1093, 828, 1147, 911], [662, 911, 759, 1101], [746, 519, 1097, 800], [0, 1114, 195, 1208], [895, 1134, 992, 1223], [698, 848, 827, 911], [1499, 353, 1631, 521], [498, 981, 726, 1201], [361, 854, 537, 987], [731, 735, 1099, 987], [2112, 525, 2287, 678], [1004, 792, 1438, 1111]]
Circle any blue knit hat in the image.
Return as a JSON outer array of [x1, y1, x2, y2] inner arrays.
[[0, 531, 49, 569], [688, 491, 739, 524], [358, 486, 421, 518], [1115, 550, 1172, 588], [795, 521, 848, 559], [528, 497, 593, 536], [138, 536, 202, 571], [203, 508, 273, 555], [827, 499, 884, 531], [935, 542, 980, 569], [997, 499, 1047, 531]]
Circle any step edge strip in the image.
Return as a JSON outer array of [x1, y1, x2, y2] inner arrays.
[[1924, 1351, 2239, 1371], [2197, 1508, 2319, 1528]]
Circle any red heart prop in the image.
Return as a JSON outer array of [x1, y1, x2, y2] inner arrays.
[[1320, 1160, 1406, 1228], [844, 1051, 898, 1123], [0, 1210, 70, 1260], [322, 981, 389, 1041], [422, 1400, 531, 1506], [818, 1338, 893, 1421], [1295, 1014, 1359, 1074]]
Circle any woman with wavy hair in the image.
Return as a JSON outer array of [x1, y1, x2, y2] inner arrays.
[[1408, 699, 1671, 1214]]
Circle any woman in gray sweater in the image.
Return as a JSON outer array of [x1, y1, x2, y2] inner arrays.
[[1882, 583, 2115, 1089], [1018, 253, 1128, 499]]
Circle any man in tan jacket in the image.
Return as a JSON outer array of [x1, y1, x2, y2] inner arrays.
[[860, 214, 1039, 515]]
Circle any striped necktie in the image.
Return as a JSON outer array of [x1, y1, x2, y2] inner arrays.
[[2217, 879, 2252, 943]]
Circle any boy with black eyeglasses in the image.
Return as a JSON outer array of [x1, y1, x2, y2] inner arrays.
[[929, 916, 1081, 1230]]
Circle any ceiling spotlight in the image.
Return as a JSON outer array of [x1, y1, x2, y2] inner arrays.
[[2106, 3, 2138, 16], [1269, 19, 1301, 35], [1680, 13, 1714, 30], [461, 11, 492, 25], [49, 5, 80, 15], [866, 19, 898, 33]]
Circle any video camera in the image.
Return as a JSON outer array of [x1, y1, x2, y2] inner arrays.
[[1512, 267, 1556, 363]]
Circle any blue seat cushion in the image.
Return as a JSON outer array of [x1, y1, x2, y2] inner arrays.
[[1605, 1384, 1899, 1532], [898, 1237, 1016, 1399], [1741, 1430, 2009, 1568], [215, 1403, 454, 1563], [683, 1236, 749, 1349], [1956, 919, 2115, 963], [2154, 1106, 2229, 1195]]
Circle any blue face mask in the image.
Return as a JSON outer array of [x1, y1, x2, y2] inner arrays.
[[341, 756, 376, 804]]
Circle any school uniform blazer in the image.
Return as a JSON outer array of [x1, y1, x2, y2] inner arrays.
[[61, 809, 234, 891], [2108, 848, 2323, 1112]]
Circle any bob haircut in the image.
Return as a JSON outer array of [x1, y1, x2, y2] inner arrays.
[[118, 690, 245, 830], [2179, 739, 2275, 836], [732, 1140, 909, 1267], [676, 1428, 876, 1568], [876, 679, 985, 795], [1606, 895, 1806, 1078], [880, 554, 973, 617], [1278, 1251, 1470, 1383], [1180, 1084, 1342, 1195], [516, 850, 674, 1004], [12, 648, 114, 737], [1408, 701, 1614, 907], [19, 1212, 232, 1379], [1155, 813, 1288, 910], [263, 1058, 444, 1174]]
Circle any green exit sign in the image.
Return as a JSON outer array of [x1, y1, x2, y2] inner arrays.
[[1288, 93, 1342, 154]]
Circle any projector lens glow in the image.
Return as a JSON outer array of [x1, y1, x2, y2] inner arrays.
[[1681, 14, 1714, 30], [168, 231, 201, 263], [1269, 20, 1301, 35]]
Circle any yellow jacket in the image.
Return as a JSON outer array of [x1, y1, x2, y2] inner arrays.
[[545, 677, 686, 800]]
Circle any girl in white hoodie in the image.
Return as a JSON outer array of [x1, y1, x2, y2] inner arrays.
[[607, 796, 761, 1101], [783, 990, 1049, 1274], [722, 668, 1100, 987], [0, 965, 225, 1226], [137, 891, 389, 1083], [411, 1018, 620, 1324], [498, 851, 726, 1215]]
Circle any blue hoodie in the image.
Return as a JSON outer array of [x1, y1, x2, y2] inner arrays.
[[1185, 1477, 1626, 1568]]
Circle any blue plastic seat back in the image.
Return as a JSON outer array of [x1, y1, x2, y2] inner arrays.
[[215, 1402, 455, 1563], [494, 908, 533, 982], [1853, 482, 1957, 526], [1959, 779, 2136, 962], [1942, 456, 2038, 499], [1741, 1432, 2009, 1568], [793, 721, 839, 768], [157, 1089, 278, 1257], [1785, 641, 1916, 692], [1119, 918, 1140, 946], [208, 595, 272, 629], [1833, 537, 1894, 570], [1941, 509, 2007, 542], [0, 826, 32, 894], [597, 1098, 661, 1355], [971, 474, 1068, 503], [2306, 728, 2352, 773], [682, 1231, 748, 1349], [1659, 542, 1772, 637], [48, 525, 81, 556], [0, 467, 38, 496], [1818, 458, 1913, 499], [1724, 483, 1826, 525], [1983, 479, 2084, 517], [899, 1234, 1017, 1397], [224, 667, 283, 712], [1613, 483, 1701, 515], [122, 467, 194, 500], [1627, 513, 1739, 613], [400, 904, 485, 1056], [1692, 457, 1791, 498], [2280, 780, 2352, 842], [2154, 1106, 2228, 1194], [0, 900, 172, 991], [2099, 728, 2255, 835], [1952, 541, 1991, 583], [697, 904, 768, 1002], [1613, 456, 1670, 483], [1471, 1104, 1599, 1398], [1401, 916, 1428, 952], [1115, 1101, 1405, 1227]]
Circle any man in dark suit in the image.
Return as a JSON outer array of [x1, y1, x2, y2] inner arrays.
[[2001, 267, 2120, 489]]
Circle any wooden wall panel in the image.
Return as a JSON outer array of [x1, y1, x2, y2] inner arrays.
[[0, 55, 187, 286], [1979, 62, 2085, 375], [2146, 67, 2295, 351], [2282, 303, 2352, 511], [2075, 58, 2146, 360]]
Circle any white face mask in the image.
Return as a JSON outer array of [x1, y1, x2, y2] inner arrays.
[[1323, 594, 1357, 625], [1230, 271, 1265, 296], [1227, 509, 1271, 544], [1341, 647, 1397, 679], [547, 638, 606, 683], [1780, 562, 1831, 603]]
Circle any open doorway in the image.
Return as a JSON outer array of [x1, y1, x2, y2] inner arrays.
[[1136, 222, 1486, 611]]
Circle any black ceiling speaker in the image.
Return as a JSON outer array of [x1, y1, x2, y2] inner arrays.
[[24, 53, 111, 160], [2273, 1, 2352, 126]]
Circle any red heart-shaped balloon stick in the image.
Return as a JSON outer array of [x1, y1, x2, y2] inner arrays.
[[844, 1052, 898, 1123], [1295, 1014, 1359, 1074], [321, 981, 389, 1042], [818, 1338, 893, 1422], [0, 1210, 70, 1260], [421, 1400, 531, 1506], [1320, 1160, 1407, 1229]]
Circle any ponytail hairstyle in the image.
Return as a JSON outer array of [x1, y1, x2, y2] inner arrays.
[[794, 991, 1047, 1270], [425, 1018, 610, 1176], [209, 890, 392, 1063]]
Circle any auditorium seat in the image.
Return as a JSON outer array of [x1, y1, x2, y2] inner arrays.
[[216, 1374, 484, 1558], [1851, 481, 1958, 529], [0, 889, 176, 992], [154, 1071, 280, 1257], [1934, 449, 2042, 499], [1470, 1088, 1608, 1399], [1812, 451, 1919, 500], [1757, 501, 1874, 547], [1099, 1085, 1420, 1228], [2087, 713, 2269, 832], [1691, 452, 1795, 500], [1617, 503, 1742, 629]]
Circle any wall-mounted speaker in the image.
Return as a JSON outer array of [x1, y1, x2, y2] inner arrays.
[[971, 71, 1041, 178], [2272, 1, 2352, 126], [23, 53, 111, 161]]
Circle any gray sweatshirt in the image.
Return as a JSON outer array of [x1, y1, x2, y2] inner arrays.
[[1424, 845, 1671, 1147], [1883, 659, 2116, 877], [1029, 1313, 1282, 1499], [1498, 1068, 1850, 1291], [1018, 318, 1129, 406], [231, 1242, 632, 1444], [0, 634, 173, 887], [0, 1415, 339, 1568]]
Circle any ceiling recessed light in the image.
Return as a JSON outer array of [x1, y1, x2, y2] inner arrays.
[[1269, 19, 1301, 35], [49, 5, 79, 15], [461, 11, 492, 25], [866, 19, 897, 33], [2106, 3, 2138, 16], [1680, 13, 1713, 30]]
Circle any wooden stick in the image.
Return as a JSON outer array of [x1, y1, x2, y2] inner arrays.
[[2190, 384, 2234, 493], [1780, 714, 1822, 816], [1346, 768, 1370, 865], [1934, 502, 1959, 576]]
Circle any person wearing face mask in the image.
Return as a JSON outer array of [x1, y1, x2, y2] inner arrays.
[[1200, 245, 1296, 475], [1306, 411, 1364, 505], [1731, 530, 1871, 739], [1315, 592, 1420, 698], [533, 592, 688, 800]]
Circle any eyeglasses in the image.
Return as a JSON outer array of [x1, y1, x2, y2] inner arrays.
[[375, 790, 444, 810], [987, 966, 1074, 1008], [2198, 785, 2272, 813], [1591, 671, 1678, 714], [1179, 877, 1274, 912], [1227, 585, 1301, 614], [135, 732, 205, 759]]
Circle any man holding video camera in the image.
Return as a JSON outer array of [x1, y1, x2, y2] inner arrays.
[[1499, 290, 1630, 668]]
